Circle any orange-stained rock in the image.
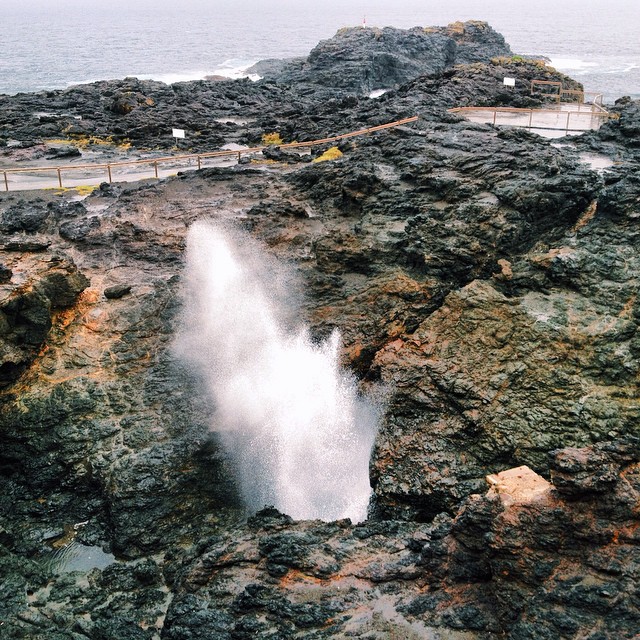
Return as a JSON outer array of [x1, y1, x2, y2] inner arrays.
[[486, 465, 552, 504]]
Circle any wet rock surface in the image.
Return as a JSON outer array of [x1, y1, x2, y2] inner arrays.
[[2, 446, 637, 639], [0, 22, 639, 640], [251, 21, 511, 94], [0, 251, 88, 387], [0, 22, 572, 157]]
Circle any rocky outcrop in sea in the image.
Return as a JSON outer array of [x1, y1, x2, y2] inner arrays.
[[0, 21, 638, 639], [249, 21, 512, 94]]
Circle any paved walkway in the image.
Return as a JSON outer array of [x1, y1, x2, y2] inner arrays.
[[1, 116, 419, 193], [1, 153, 240, 192], [451, 103, 608, 139]]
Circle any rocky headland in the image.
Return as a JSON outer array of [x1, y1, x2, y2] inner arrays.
[[0, 21, 638, 639]]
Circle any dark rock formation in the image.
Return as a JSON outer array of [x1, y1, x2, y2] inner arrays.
[[104, 284, 132, 299], [0, 200, 50, 233], [3, 440, 636, 638], [254, 21, 511, 94], [0, 253, 88, 386], [0, 21, 638, 640], [45, 144, 81, 159], [574, 96, 640, 166], [1, 24, 548, 157], [0, 264, 12, 283]]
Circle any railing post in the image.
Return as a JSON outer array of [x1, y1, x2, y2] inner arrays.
[[566, 112, 571, 134], [528, 110, 533, 129], [492, 109, 497, 125], [0, 116, 419, 192]]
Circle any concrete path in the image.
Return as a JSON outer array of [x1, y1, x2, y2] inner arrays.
[[1, 153, 242, 192], [453, 103, 608, 139]]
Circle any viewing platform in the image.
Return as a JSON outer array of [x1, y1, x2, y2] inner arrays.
[[0, 117, 418, 192], [449, 80, 612, 138]]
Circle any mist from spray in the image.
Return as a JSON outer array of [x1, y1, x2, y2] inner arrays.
[[175, 221, 379, 522]]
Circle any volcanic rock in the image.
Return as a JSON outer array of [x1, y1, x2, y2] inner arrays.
[[104, 284, 132, 299], [0, 21, 638, 640], [0, 199, 50, 233], [45, 144, 82, 159], [0, 264, 11, 283], [0, 253, 88, 386], [254, 21, 511, 94]]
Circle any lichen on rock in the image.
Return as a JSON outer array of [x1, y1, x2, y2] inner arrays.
[[0, 20, 639, 640]]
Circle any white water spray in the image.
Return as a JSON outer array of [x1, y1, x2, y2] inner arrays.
[[175, 221, 378, 522]]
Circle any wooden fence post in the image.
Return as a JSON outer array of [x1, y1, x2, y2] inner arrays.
[[0, 116, 421, 192]]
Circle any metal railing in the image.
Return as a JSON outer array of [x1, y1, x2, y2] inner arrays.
[[449, 105, 610, 134], [530, 80, 604, 107], [1, 116, 419, 192], [560, 89, 605, 108], [530, 79, 563, 101]]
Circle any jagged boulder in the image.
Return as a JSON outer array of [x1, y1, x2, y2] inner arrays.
[[0, 23, 638, 639], [0, 253, 88, 386], [0, 200, 50, 233], [253, 21, 511, 94], [438, 442, 640, 637], [109, 90, 156, 115]]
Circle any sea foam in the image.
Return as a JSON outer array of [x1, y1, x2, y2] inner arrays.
[[175, 222, 378, 522]]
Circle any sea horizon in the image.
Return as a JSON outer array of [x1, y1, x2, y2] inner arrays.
[[1, 0, 639, 102]]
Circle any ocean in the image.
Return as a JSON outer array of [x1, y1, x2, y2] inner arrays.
[[1, 0, 639, 103]]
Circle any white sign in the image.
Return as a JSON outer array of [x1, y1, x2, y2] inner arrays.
[[503, 77, 516, 87], [172, 128, 186, 139]]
